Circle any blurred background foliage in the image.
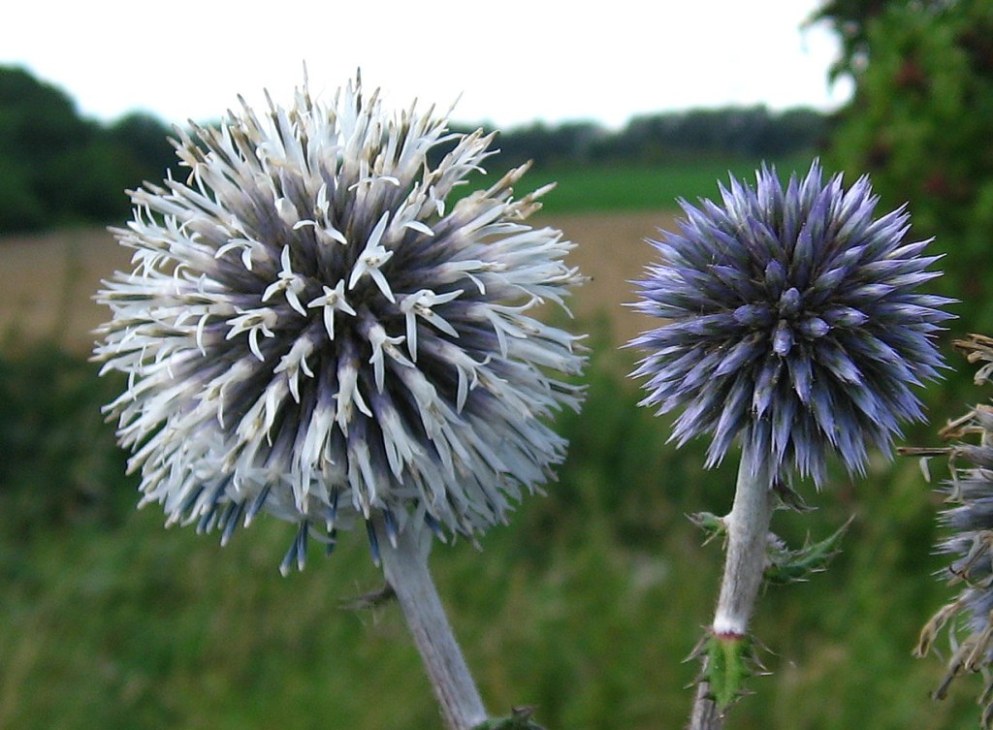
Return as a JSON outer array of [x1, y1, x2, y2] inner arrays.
[[0, 67, 178, 231], [818, 0, 993, 330], [0, 329, 979, 730], [0, 63, 825, 234], [2, 0, 993, 727]]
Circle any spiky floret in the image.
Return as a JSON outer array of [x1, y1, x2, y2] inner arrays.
[[94, 76, 585, 572], [630, 160, 953, 484]]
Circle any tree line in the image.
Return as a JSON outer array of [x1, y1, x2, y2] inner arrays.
[[0, 67, 177, 233], [470, 106, 827, 169], [0, 65, 826, 234]]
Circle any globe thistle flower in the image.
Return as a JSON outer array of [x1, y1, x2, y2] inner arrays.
[[95, 74, 584, 730], [629, 161, 952, 723], [631, 160, 952, 486], [93, 75, 585, 575], [915, 335, 993, 728]]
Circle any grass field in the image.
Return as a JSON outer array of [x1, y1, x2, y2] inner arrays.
[[0, 331, 977, 730], [0, 156, 983, 729], [0, 155, 818, 354], [526, 155, 815, 214], [0, 209, 676, 354]]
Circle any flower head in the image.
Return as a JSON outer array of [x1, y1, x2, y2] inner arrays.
[[630, 161, 952, 484], [915, 335, 993, 726], [94, 75, 585, 572]]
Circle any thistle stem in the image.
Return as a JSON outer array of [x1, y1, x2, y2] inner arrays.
[[689, 444, 774, 730], [374, 518, 488, 730], [713, 446, 774, 636], [689, 677, 726, 730]]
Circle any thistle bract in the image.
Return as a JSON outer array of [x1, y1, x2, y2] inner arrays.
[[933, 426, 993, 625], [94, 76, 585, 572], [630, 161, 952, 484]]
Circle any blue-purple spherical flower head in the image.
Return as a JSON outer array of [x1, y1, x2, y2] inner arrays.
[[630, 161, 953, 484], [916, 338, 993, 722], [94, 77, 585, 572]]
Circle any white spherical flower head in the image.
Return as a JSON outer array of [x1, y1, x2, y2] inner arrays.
[[95, 76, 585, 573]]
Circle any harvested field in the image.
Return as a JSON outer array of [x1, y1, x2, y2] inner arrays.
[[0, 210, 677, 353]]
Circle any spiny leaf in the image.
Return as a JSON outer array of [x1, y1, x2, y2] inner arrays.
[[764, 518, 851, 585], [689, 511, 727, 545]]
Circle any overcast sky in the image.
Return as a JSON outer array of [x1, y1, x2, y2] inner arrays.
[[2, 0, 850, 130]]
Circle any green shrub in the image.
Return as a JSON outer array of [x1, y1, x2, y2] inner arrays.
[[827, 0, 993, 331]]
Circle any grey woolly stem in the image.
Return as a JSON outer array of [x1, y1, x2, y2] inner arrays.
[[374, 518, 488, 730], [713, 446, 774, 636], [689, 443, 775, 730], [689, 675, 725, 730]]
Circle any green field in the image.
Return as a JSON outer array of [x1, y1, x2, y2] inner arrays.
[[0, 157, 982, 729], [0, 337, 980, 730], [445, 154, 818, 216], [527, 155, 816, 214]]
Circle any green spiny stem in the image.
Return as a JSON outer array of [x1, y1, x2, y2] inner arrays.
[[706, 633, 753, 708]]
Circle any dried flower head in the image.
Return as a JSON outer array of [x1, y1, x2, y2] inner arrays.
[[915, 335, 993, 728], [94, 75, 585, 573], [630, 161, 952, 484]]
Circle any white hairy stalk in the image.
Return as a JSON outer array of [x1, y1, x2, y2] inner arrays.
[[689, 444, 774, 730], [713, 446, 774, 637], [374, 518, 488, 730]]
